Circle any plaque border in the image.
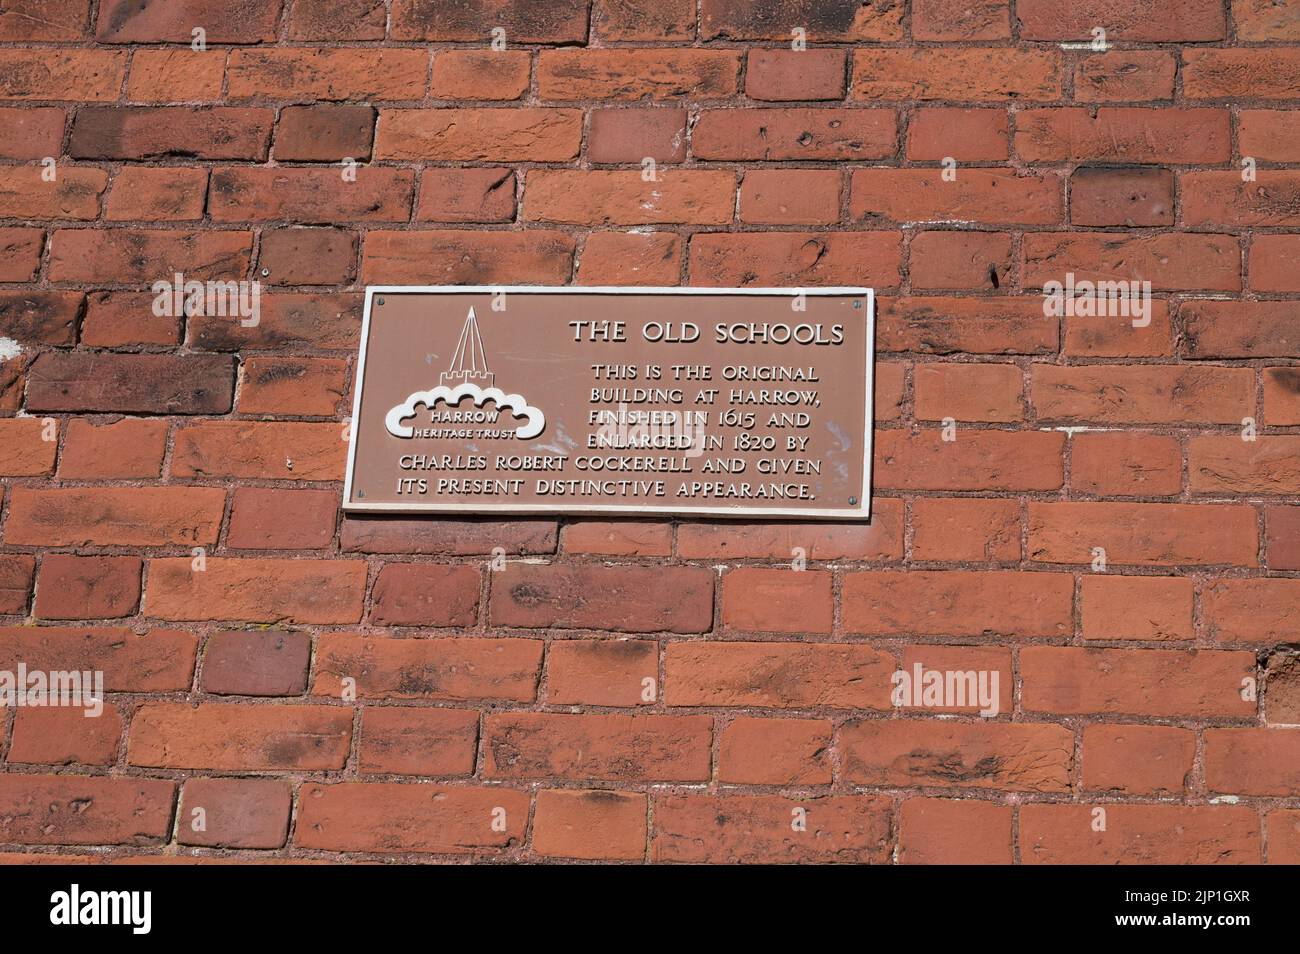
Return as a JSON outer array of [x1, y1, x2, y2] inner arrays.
[[343, 286, 875, 520]]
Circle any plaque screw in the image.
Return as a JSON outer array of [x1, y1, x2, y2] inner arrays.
[[376, 297, 385, 305], [853, 300, 862, 309], [260, 267, 270, 278], [849, 496, 858, 505], [357, 490, 366, 499]]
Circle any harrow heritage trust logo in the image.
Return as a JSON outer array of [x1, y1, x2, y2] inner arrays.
[[385, 307, 545, 441]]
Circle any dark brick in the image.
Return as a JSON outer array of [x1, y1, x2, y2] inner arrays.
[[201, 630, 312, 696], [371, 564, 481, 627], [26, 352, 235, 414], [391, 0, 590, 41], [0, 292, 83, 346], [34, 554, 142, 621], [258, 227, 358, 285], [275, 105, 375, 162], [69, 107, 272, 161]]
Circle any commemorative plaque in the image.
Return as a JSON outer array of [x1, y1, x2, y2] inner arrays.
[[344, 287, 874, 519]]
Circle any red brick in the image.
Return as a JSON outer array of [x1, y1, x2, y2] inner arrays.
[[1034, 365, 1253, 426], [851, 49, 1062, 102], [524, 169, 734, 226], [359, 707, 479, 776], [652, 794, 892, 863], [1070, 167, 1174, 227], [898, 644, 1014, 715], [1028, 502, 1258, 567], [129, 703, 352, 771], [97, 0, 280, 42], [910, 497, 1020, 562], [0, 166, 106, 219], [226, 487, 338, 550], [913, 0, 1009, 38], [341, 517, 557, 556], [594, 0, 692, 39], [1266, 507, 1300, 570], [587, 109, 686, 165], [0, 0, 87, 41], [690, 231, 900, 287], [841, 721, 1074, 792], [0, 229, 42, 281], [1018, 0, 1225, 39], [0, 626, 197, 692], [1023, 232, 1240, 292], [719, 717, 832, 785], [1063, 300, 1173, 358], [1236, 0, 1300, 39], [1018, 109, 1228, 163], [1083, 724, 1194, 796], [416, 169, 515, 223], [178, 779, 291, 849], [1074, 51, 1177, 102], [105, 167, 207, 221], [906, 108, 1008, 162], [1021, 805, 1258, 864], [721, 567, 832, 634], [5, 487, 224, 547], [432, 51, 530, 101], [200, 630, 312, 696], [252, 227, 357, 284], [274, 105, 375, 162], [1183, 48, 1300, 100], [126, 49, 225, 102], [0, 776, 174, 846], [49, 228, 252, 283], [0, 419, 57, 477], [210, 167, 413, 223], [745, 49, 845, 101], [58, 418, 168, 480], [146, 558, 367, 624], [533, 789, 647, 861], [561, 520, 673, 556], [844, 569, 1073, 638], [313, 634, 541, 703], [1206, 729, 1300, 796], [1239, 109, 1300, 162], [910, 231, 1012, 291], [1021, 646, 1254, 718], [693, 108, 895, 161], [489, 563, 713, 634], [484, 712, 711, 781], [190, 293, 362, 352], [899, 799, 1013, 865], [676, 501, 904, 561], [740, 169, 840, 225], [228, 49, 428, 101], [701, 0, 901, 39], [1183, 171, 1300, 227], [296, 782, 528, 854], [80, 291, 180, 348], [1189, 436, 1300, 495], [34, 554, 141, 621], [27, 352, 235, 415], [539, 50, 739, 101], [8, 706, 123, 767], [665, 641, 894, 709], [1251, 235, 1300, 292], [377, 108, 581, 162], [0, 556, 34, 615], [0, 51, 126, 102], [546, 639, 657, 707], [0, 108, 64, 159], [363, 230, 575, 285], [1268, 810, 1300, 863], [877, 296, 1058, 355], [875, 429, 1064, 492], [371, 564, 481, 627], [1081, 575, 1193, 641], [1182, 301, 1300, 358], [1204, 579, 1300, 645], [70, 108, 271, 163], [914, 361, 1022, 423], [851, 169, 1062, 225], [171, 421, 346, 480], [391, 0, 589, 41]]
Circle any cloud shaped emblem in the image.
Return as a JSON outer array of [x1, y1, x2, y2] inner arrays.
[[385, 383, 545, 439]]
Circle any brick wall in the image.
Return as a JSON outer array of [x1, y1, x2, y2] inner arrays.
[[0, 0, 1298, 864]]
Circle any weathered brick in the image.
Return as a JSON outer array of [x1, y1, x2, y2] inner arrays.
[[145, 558, 367, 624], [59, 418, 168, 480], [1021, 805, 1258, 864], [363, 230, 575, 285], [851, 169, 1062, 225], [489, 563, 713, 633], [5, 487, 224, 547], [1083, 724, 1194, 796], [1074, 51, 1177, 102], [877, 296, 1057, 355], [665, 642, 894, 709], [0, 166, 107, 219], [1018, 0, 1225, 40], [910, 498, 1020, 562], [9, 706, 123, 767], [359, 707, 479, 776], [391, 0, 589, 41], [70, 107, 272, 160], [49, 228, 252, 283], [370, 564, 481, 627], [593, 0, 693, 40], [313, 634, 541, 702], [745, 49, 845, 101], [228, 49, 428, 101], [700, 0, 902, 41], [0, 419, 57, 477], [210, 167, 414, 223], [533, 789, 647, 861], [126, 49, 225, 102], [524, 170, 734, 226], [0, 626, 197, 692], [913, 361, 1022, 421], [1018, 108, 1228, 163], [693, 108, 895, 160], [900, 798, 1013, 865], [274, 105, 375, 162], [178, 779, 292, 849], [546, 639, 657, 707], [97, 0, 281, 42], [1081, 575, 1193, 640], [1033, 365, 1253, 425], [1023, 232, 1240, 292], [341, 516, 557, 556], [129, 703, 352, 771], [0, 776, 174, 846], [201, 630, 312, 696], [740, 169, 840, 225], [106, 167, 208, 221], [432, 50, 530, 101], [377, 108, 582, 162], [26, 352, 235, 414], [1070, 167, 1174, 226], [0, 556, 35, 615], [719, 716, 833, 785], [1182, 301, 1300, 358], [852, 49, 1061, 102], [689, 231, 900, 287], [1206, 729, 1300, 796], [226, 487, 338, 550], [0, 51, 126, 101], [171, 421, 346, 480], [874, 429, 1065, 492], [1204, 578, 1300, 644], [34, 554, 142, 621], [538, 50, 739, 101], [1028, 502, 1258, 567], [257, 232, 357, 287]]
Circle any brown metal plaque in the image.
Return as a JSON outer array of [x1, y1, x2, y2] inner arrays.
[[344, 286, 874, 519]]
